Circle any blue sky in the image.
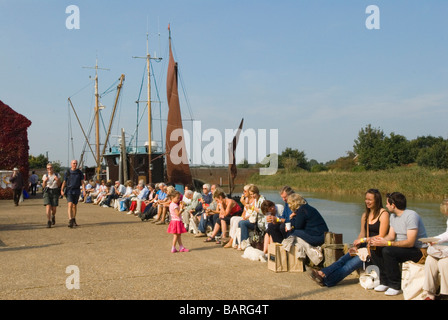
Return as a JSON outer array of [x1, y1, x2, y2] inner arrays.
[[1, 0, 447, 167]]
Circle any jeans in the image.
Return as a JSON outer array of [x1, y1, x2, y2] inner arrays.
[[198, 213, 218, 233], [238, 219, 256, 242], [266, 223, 287, 243], [321, 252, 364, 287]]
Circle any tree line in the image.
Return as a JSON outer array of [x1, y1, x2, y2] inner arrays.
[[242, 124, 448, 172]]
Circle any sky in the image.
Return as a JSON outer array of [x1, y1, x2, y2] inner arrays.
[[1, 0, 447, 168]]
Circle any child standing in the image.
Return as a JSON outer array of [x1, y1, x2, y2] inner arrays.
[[167, 191, 189, 253]]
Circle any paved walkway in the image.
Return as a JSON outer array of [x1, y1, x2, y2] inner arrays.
[[0, 194, 401, 300]]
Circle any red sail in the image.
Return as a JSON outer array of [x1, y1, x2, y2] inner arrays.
[[165, 36, 193, 186], [228, 118, 244, 196]]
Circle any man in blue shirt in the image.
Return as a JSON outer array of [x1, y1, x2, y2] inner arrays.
[[60, 160, 85, 228], [128, 181, 149, 215]]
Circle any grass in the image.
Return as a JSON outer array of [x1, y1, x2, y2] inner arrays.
[[248, 166, 448, 200]]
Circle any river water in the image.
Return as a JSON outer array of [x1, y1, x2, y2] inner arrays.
[[253, 189, 448, 244]]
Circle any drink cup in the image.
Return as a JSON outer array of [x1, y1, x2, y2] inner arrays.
[[285, 222, 291, 231]]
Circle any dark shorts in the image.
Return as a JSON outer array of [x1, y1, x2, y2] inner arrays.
[[43, 188, 60, 207], [66, 192, 80, 205]]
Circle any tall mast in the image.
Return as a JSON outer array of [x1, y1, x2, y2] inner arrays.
[[133, 31, 162, 183], [147, 33, 152, 183], [83, 58, 110, 180]]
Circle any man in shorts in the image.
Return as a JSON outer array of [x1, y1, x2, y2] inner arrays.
[[60, 160, 86, 228], [42, 163, 62, 228]]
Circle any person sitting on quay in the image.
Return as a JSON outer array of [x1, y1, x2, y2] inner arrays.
[[224, 184, 253, 249], [136, 183, 157, 220], [309, 188, 389, 287], [204, 190, 242, 244], [180, 185, 201, 230], [117, 180, 134, 211], [127, 180, 149, 216], [150, 183, 169, 224], [422, 197, 448, 300], [371, 192, 428, 296], [287, 193, 329, 247], [260, 199, 285, 255], [194, 184, 216, 237], [89, 180, 101, 201], [236, 185, 266, 250], [101, 181, 116, 208], [93, 180, 107, 205], [83, 179, 95, 202], [277, 186, 295, 238]]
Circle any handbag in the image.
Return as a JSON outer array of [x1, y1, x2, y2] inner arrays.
[[359, 265, 380, 290], [249, 212, 265, 251]]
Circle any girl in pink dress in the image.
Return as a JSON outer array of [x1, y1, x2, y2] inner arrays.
[[167, 191, 189, 253]]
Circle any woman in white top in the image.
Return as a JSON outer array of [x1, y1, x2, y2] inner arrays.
[[224, 184, 253, 248], [423, 198, 448, 300], [42, 163, 62, 228]]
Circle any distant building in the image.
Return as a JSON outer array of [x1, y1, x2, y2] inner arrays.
[[0, 100, 32, 199]]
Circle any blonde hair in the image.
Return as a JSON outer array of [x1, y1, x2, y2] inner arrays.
[[287, 193, 307, 212], [166, 186, 176, 198], [243, 184, 254, 191]]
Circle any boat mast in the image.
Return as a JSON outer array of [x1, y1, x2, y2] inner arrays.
[[133, 32, 161, 183], [83, 59, 110, 180]]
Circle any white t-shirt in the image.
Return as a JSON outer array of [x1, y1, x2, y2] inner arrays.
[[44, 173, 60, 189]]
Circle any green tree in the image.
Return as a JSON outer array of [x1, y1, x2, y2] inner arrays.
[[383, 132, 412, 167], [353, 124, 387, 170], [327, 151, 357, 171], [417, 140, 448, 169], [28, 154, 49, 169], [279, 147, 309, 171], [409, 135, 445, 162]]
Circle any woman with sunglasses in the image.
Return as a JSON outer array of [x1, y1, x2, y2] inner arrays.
[[42, 163, 62, 228]]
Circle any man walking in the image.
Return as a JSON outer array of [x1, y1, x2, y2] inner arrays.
[[60, 160, 86, 228], [29, 171, 39, 196], [371, 192, 428, 296], [10, 168, 24, 206]]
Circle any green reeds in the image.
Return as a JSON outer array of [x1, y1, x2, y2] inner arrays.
[[249, 166, 448, 199]]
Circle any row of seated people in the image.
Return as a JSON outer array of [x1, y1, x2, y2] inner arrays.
[[82, 179, 446, 299]]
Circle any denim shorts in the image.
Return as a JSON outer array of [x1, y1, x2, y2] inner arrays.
[[66, 192, 80, 205]]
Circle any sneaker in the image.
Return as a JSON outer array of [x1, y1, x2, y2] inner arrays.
[[385, 288, 402, 296], [374, 285, 389, 292], [51, 215, 55, 225], [47, 221, 52, 228], [73, 218, 78, 226], [155, 221, 166, 225], [127, 211, 133, 215], [171, 248, 178, 253], [68, 219, 74, 228], [101, 204, 109, 208], [179, 247, 190, 252]]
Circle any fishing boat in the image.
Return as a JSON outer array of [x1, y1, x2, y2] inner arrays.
[[104, 26, 194, 188], [67, 26, 195, 189], [69, 25, 243, 192]]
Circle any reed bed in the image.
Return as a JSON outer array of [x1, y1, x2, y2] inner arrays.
[[248, 166, 448, 200]]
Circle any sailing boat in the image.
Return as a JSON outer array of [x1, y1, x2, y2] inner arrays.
[[165, 25, 193, 186], [103, 26, 194, 186]]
